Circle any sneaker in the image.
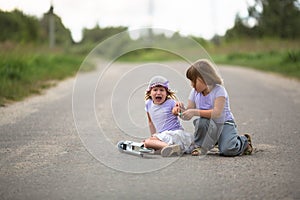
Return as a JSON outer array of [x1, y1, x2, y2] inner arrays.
[[242, 133, 253, 155], [161, 144, 182, 157]]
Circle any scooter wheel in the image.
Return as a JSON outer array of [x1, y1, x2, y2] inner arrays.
[[117, 141, 125, 152]]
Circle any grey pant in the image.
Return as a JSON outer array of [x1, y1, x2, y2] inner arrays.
[[193, 117, 248, 156]]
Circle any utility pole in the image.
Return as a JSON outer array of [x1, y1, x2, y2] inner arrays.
[[49, 0, 55, 48], [147, 0, 154, 41]]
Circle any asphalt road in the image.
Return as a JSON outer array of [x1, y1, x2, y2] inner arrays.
[[0, 61, 299, 200]]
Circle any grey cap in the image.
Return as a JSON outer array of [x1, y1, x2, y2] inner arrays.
[[146, 75, 169, 92]]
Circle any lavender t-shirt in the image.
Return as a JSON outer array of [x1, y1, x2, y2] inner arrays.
[[145, 99, 183, 133], [188, 84, 234, 123]]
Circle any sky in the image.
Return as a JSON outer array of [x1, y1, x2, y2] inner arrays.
[[0, 0, 253, 42]]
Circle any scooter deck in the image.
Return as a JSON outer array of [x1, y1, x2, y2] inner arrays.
[[117, 140, 155, 157]]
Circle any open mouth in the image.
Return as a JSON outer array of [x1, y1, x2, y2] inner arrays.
[[155, 96, 162, 101]]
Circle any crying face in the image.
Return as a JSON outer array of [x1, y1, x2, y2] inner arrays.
[[150, 86, 167, 105]]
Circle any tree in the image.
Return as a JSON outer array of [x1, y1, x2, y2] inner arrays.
[[81, 25, 127, 44], [0, 9, 73, 45], [225, 0, 300, 39], [0, 9, 40, 42], [257, 0, 300, 38], [40, 7, 73, 45]]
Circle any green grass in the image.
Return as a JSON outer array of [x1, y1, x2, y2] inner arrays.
[[212, 50, 300, 79], [0, 47, 85, 106], [118, 48, 300, 80], [118, 49, 180, 62], [1, 38, 299, 106], [119, 38, 300, 80]]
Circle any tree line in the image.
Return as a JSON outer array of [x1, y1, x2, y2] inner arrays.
[[0, 8, 73, 45], [1, 0, 299, 46], [225, 0, 300, 39], [0, 7, 126, 46]]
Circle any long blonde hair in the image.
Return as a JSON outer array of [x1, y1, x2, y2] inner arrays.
[[186, 59, 223, 87]]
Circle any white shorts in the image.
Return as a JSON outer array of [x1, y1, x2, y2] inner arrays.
[[154, 130, 194, 153]]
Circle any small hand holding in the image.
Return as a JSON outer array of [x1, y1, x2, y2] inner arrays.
[[173, 101, 185, 116], [181, 109, 198, 120], [172, 106, 181, 116]]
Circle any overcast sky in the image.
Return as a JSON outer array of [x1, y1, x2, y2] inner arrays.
[[0, 0, 253, 42]]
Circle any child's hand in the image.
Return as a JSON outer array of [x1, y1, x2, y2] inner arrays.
[[181, 109, 198, 120], [173, 101, 185, 116], [172, 106, 181, 116], [175, 101, 185, 109]]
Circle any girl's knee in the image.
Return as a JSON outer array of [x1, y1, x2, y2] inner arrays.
[[144, 139, 151, 148], [219, 138, 239, 156], [193, 118, 210, 127], [144, 137, 159, 148]]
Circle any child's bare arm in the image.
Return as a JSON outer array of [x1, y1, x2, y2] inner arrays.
[[182, 97, 225, 119], [147, 112, 156, 135], [186, 100, 196, 109]]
